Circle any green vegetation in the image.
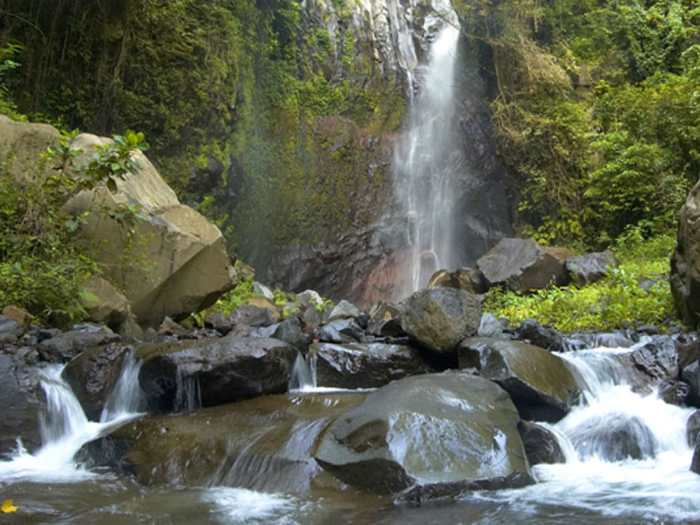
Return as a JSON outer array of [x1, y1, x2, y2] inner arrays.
[[484, 228, 676, 332]]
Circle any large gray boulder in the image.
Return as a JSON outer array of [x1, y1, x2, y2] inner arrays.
[[137, 336, 296, 412], [308, 342, 430, 389], [399, 288, 481, 355], [565, 251, 617, 286], [682, 361, 700, 407], [459, 338, 581, 422], [0, 355, 44, 454], [314, 372, 532, 496], [476, 238, 569, 292], [38, 324, 120, 362], [671, 178, 700, 328], [569, 414, 658, 461]]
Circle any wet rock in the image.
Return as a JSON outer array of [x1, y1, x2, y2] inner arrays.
[[518, 421, 565, 465], [569, 414, 657, 461], [677, 338, 700, 369], [328, 300, 361, 321], [367, 302, 404, 338], [476, 238, 569, 292], [565, 251, 617, 286], [658, 380, 690, 406], [671, 178, 700, 329], [0, 316, 21, 344], [514, 319, 566, 352], [319, 319, 364, 344], [428, 268, 489, 294], [309, 342, 431, 389], [86, 393, 366, 488], [566, 332, 636, 351], [203, 311, 234, 335], [630, 338, 679, 384], [459, 338, 580, 422], [682, 361, 700, 407], [687, 410, 700, 447], [38, 324, 120, 362], [62, 343, 132, 420], [137, 336, 295, 412], [692, 445, 700, 475], [272, 317, 311, 350], [314, 372, 531, 495], [0, 354, 44, 454], [477, 313, 508, 338], [399, 288, 481, 355]]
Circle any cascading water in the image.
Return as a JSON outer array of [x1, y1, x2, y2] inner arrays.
[[393, 1, 462, 295], [0, 359, 143, 483], [480, 343, 700, 522]]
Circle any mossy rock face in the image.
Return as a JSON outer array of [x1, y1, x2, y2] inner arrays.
[[85, 392, 366, 491], [314, 372, 531, 495]]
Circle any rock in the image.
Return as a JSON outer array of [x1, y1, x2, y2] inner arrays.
[[204, 311, 234, 335], [565, 251, 617, 286], [62, 344, 132, 420], [137, 336, 296, 412], [518, 421, 565, 465], [314, 372, 531, 496], [565, 331, 636, 351], [2, 305, 34, 327], [459, 338, 580, 422], [0, 355, 44, 454], [671, 178, 700, 328], [658, 380, 690, 406], [319, 319, 364, 344], [476, 238, 569, 292], [428, 268, 489, 294], [0, 115, 60, 182], [682, 361, 700, 406], [157, 317, 188, 338], [252, 282, 274, 301], [328, 300, 361, 321], [478, 313, 507, 338], [38, 324, 120, 362], [298, 290, 324, 309], [79, 276, 130, 329], [272, 317, 310, 350], [0, 316, 21, 344], [514, 319, 566, 352], [118, 315, 145, 341], [366, 302, 404, 338], [687, 410, 700, 447], [399, 288, 481, 355], [300, 306, 323, 331], [677, 338, 700, 369], [569, 414, 657, 461], [85, 393, 366, 488], [232, 303, 280, 328], [308, 343, 430, 389], [630, 338, 679, 384], [62, 132, 235, 327], [692, 445, 700, 475]]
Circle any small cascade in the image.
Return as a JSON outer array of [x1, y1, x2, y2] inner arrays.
[[0, 360, 143, 483], [288, 352, 317, 393], [175, 367, 202, 412]]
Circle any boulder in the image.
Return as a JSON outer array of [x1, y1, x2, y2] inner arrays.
[[477, 313, 508, 338], [137, 336, 296, 412], [658, 380, 690, 406], [366, 302, 404, 338], [518, 421, 565, 465], [231, 303, 280, 328], [565, 251, 617, 286], [2, 305, 33, 327], [692, 445, 700, 475], [0, 355, 45, 454], [314, 372, 532, 496], [427, 268, 489, 295], [62, 343, 132, 420], [272, 317, 310, 350], [319, 319, 364, 344], [569, 414, 657, 461], [85, 393, 366, 488], [687, 410, 700, 447], [399, 288, 481, 355], [514, 319, 566, 352], [38, 324, 120, 362], [308, 343, 430, 389], [328, 300, 361, 321], [630, 338, 679, 384], [297, 290, 324, 309], [671, 178, 700, 328], [62, 133, 235, 327], [476, 238, 569, 292], [682, 361, 700, 407], [0, 115, 59, 182], [0, 316, 21, 344], [79, 276, 131, 329], [459, 338, 580, 422]]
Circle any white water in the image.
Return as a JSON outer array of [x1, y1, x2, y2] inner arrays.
[[288, 352, 376, 394], [204, 487, 300, 524], [0, 359, 143, 483], [393, 1, 462, 295], [480, 345, 700, 522]]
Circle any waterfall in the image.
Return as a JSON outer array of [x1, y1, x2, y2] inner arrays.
[[289, 352, 317, 392], [0, 359, 143, 482], [393, 1, 462, 295]]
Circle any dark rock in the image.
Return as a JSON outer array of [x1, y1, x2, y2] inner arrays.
[[314, 372, 531, 495], [459, 338, 580, 422], [0, 315, 21, 344], [137, 336, 295, 412], [367, 302, 404, 338], [570, 414, 657, 461], [565, 250, 617, 286], [272, 317, 310, 350], [687, 410, 700, 447], [671, 179, 700, 328], [677, 338, 700, 369], [309, 342, 431, 389], [0, 355, 44, 454], [230, 304, 279, 328], [565, 332, 636, 351], [399, 288, 481, 355], [692, 445, 700, 475], [478, 313, 508, 338], [476, 238, 569, 292], [515, 319, 566, 352], [428, 267, 489, 294], [682, 361, 700, 406], [157, 317, 188, 338], [62, 343, 132, 420], [518, 421, 565, 465], [204, 311, 234, 335], [38, 324, 120, 362], [300, 306, 323, 331], [630, 338, 679, 384], [319, 319, 364, 344], [328, 300, 361, 321], [658, 379, 690, 406]]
